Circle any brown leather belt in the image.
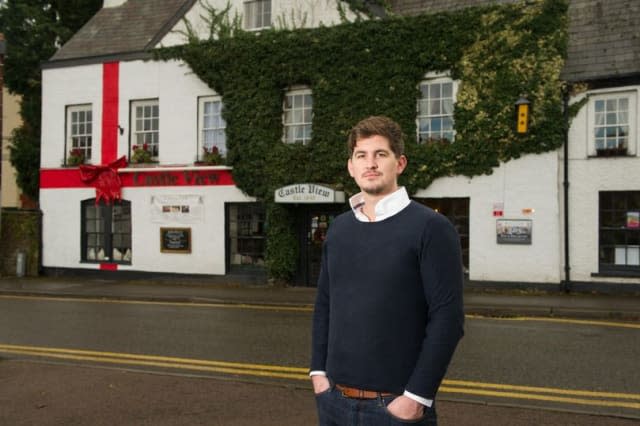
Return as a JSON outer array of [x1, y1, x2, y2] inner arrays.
[[335, 384, 395, 399]]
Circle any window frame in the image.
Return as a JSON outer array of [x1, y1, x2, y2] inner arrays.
[[587, 90, 637, 157], [225, 202, 266, 271], [282, 86, 313, 145], [244, 0, 271, 30], [416, 74, 458, 144], [198, 95, 227, 159], [130, 99, 160, 161], [81, 199, 132, 265], [598, 191, 640, 276], [65, 104, 93, 164]]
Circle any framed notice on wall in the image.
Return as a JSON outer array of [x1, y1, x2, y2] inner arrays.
[[496, 219, 532, 245], [160, 227, 192, 253]]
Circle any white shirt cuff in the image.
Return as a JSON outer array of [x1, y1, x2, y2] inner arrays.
[[403, 390, 433, 407], [309, 370, 327, 377]]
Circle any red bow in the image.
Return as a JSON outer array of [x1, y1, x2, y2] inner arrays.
[[80, 156, 128, 204]]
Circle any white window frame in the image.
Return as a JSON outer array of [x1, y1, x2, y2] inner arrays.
[[66, 104, 93, 163], [587, 90, 637, 157], [198, 96, 227, 157], [244, 0, 271, 30], [416, 74, 458, 144], [131, 99, 159, 160], [283, 86, 313, 145]]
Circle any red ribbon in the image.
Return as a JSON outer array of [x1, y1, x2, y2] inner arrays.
[[79, 156, 128, 204]]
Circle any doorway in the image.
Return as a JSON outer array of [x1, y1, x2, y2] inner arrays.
[[293, 205, 346, 286]]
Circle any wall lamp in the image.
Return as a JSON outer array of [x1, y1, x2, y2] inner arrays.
[[515, 96, 531, 134]]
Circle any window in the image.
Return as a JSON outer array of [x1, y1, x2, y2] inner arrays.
[[599, 191, 640, 274], [82, 199, 132, 264], [283, 87, 313, 144], [66, 104, 93, 163], [589, 91, 636, 157], [244, 0, 271, 30], [417, 77, 457, 144], [131, 100, 159, 159], [199, 96, 227, 157], [227, 203, 266, 269]]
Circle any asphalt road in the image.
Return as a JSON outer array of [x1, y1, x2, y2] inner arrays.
[[1, 294, 639, 424]]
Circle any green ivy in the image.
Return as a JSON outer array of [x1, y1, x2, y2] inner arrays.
[[157, 0, 568, 281]]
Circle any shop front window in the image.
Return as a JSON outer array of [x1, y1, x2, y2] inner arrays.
[[599, 191, 640, 275], [82, 199, 132, 263], [227, 203, 266, 269]]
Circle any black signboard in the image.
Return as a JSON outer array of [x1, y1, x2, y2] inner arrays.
[[160, 227, 191, 253]]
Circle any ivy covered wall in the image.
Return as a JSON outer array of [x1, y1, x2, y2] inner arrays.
[[158, 0, 568, 281]]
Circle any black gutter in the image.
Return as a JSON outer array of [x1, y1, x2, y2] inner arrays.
[[561, 84, 571, 293]]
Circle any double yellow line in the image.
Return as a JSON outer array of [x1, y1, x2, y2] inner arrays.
[[440, 379, 640, 410], [0, 344, 309, 381], [1, 343, 639, 412]]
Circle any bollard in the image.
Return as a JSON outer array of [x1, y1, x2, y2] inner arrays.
[[16, 250, 26, 277]]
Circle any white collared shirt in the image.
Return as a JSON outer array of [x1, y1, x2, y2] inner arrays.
[[349, 186, 411, 222], [311, 186, 433, 407]]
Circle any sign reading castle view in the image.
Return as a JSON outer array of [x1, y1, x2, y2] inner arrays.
[[275, 183, 345, 204]]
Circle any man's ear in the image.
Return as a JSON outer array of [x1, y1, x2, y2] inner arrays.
[[347, 158, 355, 177], [396, 155, 408, 175]]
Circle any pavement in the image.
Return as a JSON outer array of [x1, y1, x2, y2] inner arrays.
[[1, 275, 640, 320]]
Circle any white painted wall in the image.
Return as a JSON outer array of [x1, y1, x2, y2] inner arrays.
[[41, 60, 217, 167], [40, 180, 254, 274], [41, 64, 103, 167], [567, 85, 640, 284], [119, 59, 216, 164], [414, 151, 562, 284]]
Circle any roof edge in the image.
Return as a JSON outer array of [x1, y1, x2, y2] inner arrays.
[[42, 51, 153, 70], [146, 0, 199, 49]]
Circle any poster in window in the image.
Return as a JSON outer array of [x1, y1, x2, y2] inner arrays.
[[496, 219, 532, 245], [626, 211, 640, 229], [160, 227, 192, 253]]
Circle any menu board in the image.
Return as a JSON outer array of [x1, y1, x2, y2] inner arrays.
[[160, 227, 191, 253]]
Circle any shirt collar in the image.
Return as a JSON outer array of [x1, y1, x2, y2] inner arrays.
[[349, 187, 411, 222]]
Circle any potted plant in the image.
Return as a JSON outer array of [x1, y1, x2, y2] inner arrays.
[[131, 143, 153, 164], [66, 148, 85, 166], [199, 145, 225, 165]]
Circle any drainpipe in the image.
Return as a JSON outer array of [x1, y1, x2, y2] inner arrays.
[[561, 84, 571, 293]]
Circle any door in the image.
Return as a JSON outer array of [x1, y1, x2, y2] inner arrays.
[[294, 205, 345, 286]]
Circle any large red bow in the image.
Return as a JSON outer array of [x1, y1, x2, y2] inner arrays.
[[79, 156, 128, 204]]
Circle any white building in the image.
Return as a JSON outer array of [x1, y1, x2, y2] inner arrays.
[[40, 0, 640, 291], [40, 0, 355, 281]]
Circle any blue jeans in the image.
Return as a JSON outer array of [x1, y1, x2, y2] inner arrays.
[[315, 384, 437, 425]]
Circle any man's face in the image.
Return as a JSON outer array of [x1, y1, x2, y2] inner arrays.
[[347, 135, 407, 197]]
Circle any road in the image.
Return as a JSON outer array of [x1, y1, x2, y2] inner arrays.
[[1, 294, 639, 424]]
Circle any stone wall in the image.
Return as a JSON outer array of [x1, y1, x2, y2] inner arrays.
[[0, 208, 41, 276]]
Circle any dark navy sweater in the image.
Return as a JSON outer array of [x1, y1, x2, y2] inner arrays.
[[310, 201, 464, 399]]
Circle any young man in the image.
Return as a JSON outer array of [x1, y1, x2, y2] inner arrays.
[[310, 116, 464, 425]]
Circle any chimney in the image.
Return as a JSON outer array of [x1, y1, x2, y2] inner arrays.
[[103, 0, 127, 7]]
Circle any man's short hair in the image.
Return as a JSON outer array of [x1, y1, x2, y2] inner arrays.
[[347, 116, 405, 158]]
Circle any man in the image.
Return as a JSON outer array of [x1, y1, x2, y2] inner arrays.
[[310, 116, 464, 425]]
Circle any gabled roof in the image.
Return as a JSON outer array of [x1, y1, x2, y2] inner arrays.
[[390, 0, 640, 84], [48, 0, 196, 66]]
